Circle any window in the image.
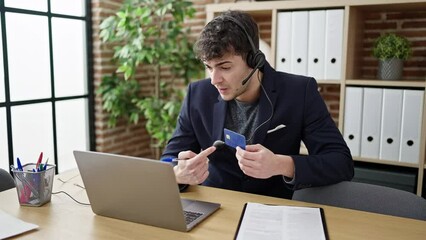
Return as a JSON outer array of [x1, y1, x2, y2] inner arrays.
[[0, 0, 93, 173]]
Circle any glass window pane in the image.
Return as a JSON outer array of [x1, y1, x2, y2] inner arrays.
[[6, 13, 51, 102], [51, 0, 85, 17], [4, 0, 47, 12], [56, 99, 89, 173], [0, 42, 6, 103], [0, 108, 9, 171], [11, 103, 54, 169], [0, 17, 4, 103], [0, 19, 6, 102], [52, 18, 87, 97]]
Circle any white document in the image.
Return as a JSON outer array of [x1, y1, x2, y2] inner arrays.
[[399, 90, 424, 163], [307, 10, 326, 80], [324, 9, 344, 80], [291, 11, 309, 75], [0, 209, 38, 239], [360, 88, 383, 159], [379, 89, 403, 161], [343, 87, 363, 157], [275, 11, 292, 73], [235, 202, 326, 240]]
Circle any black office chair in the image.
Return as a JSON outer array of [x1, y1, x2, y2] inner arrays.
[[292, 181, 426, 221], [0, 168, 15, 191]]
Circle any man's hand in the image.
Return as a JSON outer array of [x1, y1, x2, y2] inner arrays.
[[236, 144, 295, 179], [174, 146, 216, 185]]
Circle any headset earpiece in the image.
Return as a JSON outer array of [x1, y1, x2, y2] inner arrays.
[[248, 50, 265, 70], [223, 15, 265, 71]]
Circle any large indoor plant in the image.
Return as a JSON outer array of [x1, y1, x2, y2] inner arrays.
[[372, 33, 412, 80], [98, 0, 203, 154]]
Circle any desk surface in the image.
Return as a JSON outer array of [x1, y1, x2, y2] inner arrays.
[[1, 169, 425, 240]]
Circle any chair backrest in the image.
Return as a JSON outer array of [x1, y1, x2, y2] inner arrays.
[[292, 181, 426, 221], [0, 168, 15, 192]]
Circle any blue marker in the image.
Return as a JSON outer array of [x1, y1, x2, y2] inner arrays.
[[17, 157, 23, 171]]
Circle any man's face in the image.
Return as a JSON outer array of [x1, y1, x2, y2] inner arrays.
[[204, 53, 255, 102]]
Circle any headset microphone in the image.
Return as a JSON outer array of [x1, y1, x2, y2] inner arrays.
[[241, 67, 257, 86], [213, 140, 225, 149]]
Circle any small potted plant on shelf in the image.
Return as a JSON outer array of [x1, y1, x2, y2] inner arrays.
[[372, 33, 412, 80]]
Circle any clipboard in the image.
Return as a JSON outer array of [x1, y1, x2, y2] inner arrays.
[[234, 202, 329, 240]]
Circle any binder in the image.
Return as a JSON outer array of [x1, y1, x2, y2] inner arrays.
[[307, 10, 326, 80], [324, 9, 344, 80], [343, 87, 363, 157], [399, 90, 424, 163], [275, 11, 292, 73], [290, 11, 309, 75], [360, 88, 383, 159], [379, 89, 403, 161]]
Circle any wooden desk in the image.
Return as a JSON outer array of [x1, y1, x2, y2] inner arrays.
[[1, 169, 425, 240]]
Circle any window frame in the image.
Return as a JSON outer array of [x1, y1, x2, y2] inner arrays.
[[0, 0, 94, 173]]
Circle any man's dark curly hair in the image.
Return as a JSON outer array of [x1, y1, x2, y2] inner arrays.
[[194, 10, 259, 62]]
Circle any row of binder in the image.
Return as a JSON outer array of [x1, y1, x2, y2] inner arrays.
[[343, 87, 424, 164], [275, 9, 344, 80]]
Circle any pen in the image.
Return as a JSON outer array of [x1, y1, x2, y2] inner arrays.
[[36, 152, 43, 169], [162, 157, 179, 163], [43, 158, 49, 171], [17, 157, 23, 171]]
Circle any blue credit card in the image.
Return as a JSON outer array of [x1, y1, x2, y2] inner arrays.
[[224, 128, 246, 150]]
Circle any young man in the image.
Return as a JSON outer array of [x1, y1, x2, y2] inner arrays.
[[161, 10, 353, 199]]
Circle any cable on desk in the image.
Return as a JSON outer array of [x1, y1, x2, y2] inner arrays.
[[52, 191, 91, 206], [57, 174, 80, 183]]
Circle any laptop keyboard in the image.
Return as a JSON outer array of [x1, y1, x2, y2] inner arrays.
[[184, 210, 203, 225]]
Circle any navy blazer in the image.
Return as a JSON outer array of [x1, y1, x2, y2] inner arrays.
[[162, 62, 354, 199]]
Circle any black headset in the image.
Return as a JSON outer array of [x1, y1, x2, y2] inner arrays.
[[221, 15, 266, 85]]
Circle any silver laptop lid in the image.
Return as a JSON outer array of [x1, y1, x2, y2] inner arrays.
[[73, 150, 219, 232]]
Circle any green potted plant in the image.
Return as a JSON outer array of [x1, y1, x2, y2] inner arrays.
[[98, 0, 204, 156], [372, 33, 412, 80]]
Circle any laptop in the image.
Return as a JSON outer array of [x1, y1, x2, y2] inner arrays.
[[73, 150, 221, 232]]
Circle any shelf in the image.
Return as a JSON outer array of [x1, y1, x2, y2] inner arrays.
[[206, 0, 426, 13], [300, 144, 420, 169], [345, 3, 426, 82], [350, 1, 426, 11], [316, 80, 342, 85], [353, 158, 419, 168], [302, 146, 419, 168], [346, 79, 426, 88]]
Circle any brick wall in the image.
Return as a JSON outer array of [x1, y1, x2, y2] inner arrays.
[[319, 84, 341, 123], [92, 0, 152, 157]]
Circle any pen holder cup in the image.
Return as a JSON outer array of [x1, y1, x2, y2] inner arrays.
[[11, 163, 56, 207]]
